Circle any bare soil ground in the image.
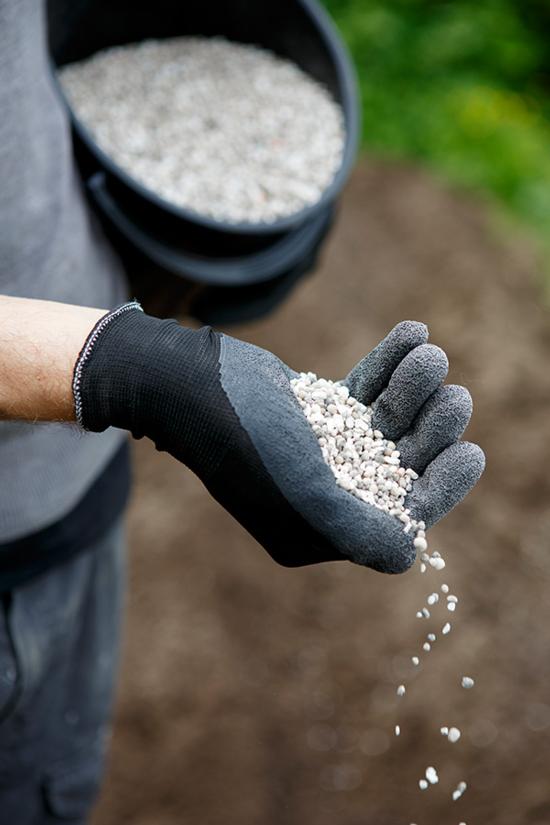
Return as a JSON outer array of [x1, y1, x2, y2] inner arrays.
[[93, 160, 550, 825]]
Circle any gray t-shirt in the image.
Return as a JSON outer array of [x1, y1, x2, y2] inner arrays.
[[0, 0, 128, 541]]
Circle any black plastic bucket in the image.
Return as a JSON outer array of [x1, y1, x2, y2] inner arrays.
[[47, 0, 359, 320]]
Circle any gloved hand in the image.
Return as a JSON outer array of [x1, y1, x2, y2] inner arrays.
[[73, 302, 484, 573]]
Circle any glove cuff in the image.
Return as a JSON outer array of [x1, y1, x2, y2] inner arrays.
[[73, 300, 143, 428], [72, 300, 143, 432]]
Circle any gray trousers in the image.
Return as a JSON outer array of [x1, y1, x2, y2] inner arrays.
[[0, 520, 125, 824]]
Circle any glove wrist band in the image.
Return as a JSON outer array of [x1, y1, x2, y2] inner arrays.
[[72, 300, 143, 427]]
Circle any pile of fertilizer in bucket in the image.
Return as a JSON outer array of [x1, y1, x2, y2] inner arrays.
[[59, 37, 346, 224]]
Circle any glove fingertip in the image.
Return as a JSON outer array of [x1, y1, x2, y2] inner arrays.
[[414, 343, 449, 379], [442, 384, 473, 422], [457, 440, 486, 484], [409, 440, 485, 527], [392, 320, 429, 348]]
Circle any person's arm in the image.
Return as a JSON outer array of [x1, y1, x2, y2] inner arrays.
[[0, 295, 105, 421]]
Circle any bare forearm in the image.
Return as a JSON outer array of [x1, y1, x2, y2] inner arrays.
[[0, 296, 106, 422]]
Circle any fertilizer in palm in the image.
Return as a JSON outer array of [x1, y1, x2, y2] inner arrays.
[[290, 373, 428, 545]]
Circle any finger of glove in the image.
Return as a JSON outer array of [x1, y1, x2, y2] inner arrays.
[[396, 385, 473, 473], [372, 344, 449, 440], [407, 441, 485, 528], [344, 321, 428, 404]]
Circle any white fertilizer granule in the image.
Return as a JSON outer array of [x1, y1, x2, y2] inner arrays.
[[447, 726, 461, 743], [429, 554, 446, 571], [290, 374, 425, 544], [461, 676, 475, 689], [452, 780, 467, 801], [59, 37, 346, 224], [425, 766, 439, 785]]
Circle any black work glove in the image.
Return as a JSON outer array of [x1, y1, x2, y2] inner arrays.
[[73, 302, 484, 573]]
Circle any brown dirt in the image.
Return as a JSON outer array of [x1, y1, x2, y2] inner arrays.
[[92, 160, 550, 825]]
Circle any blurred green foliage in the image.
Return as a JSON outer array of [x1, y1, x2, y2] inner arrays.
[[323, 0, 550, 239]]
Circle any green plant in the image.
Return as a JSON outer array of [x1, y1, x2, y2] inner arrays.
[[324, 0, 550, 240]]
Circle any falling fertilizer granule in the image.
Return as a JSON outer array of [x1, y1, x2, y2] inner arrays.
[[59, 38, 345, 225], [453, 781, 468, 801]]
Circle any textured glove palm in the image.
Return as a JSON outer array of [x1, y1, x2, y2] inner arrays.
[[75, 306, 484, 573]]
